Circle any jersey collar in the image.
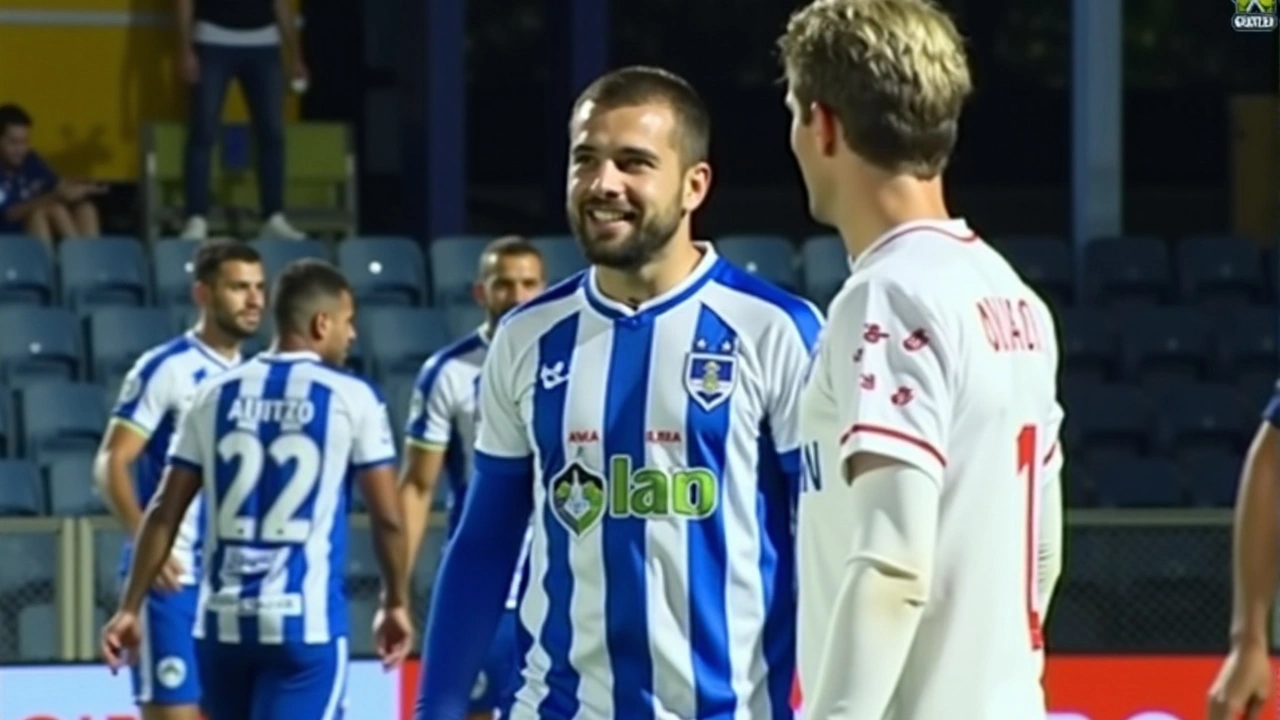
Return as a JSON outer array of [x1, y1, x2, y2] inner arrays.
[[583, 241, 720, 322], [185, 330, 240, 368], [257, 349, 323, 363], [847, 218, 976, 274]]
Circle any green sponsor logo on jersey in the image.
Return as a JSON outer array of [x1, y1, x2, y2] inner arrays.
[[548, 455, 719, 537]]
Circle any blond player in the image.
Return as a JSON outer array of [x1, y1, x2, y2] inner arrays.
[[778, 1, 1066, 718]]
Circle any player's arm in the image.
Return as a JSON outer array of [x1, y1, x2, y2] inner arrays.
[[1038, 403, 1066, 619], [399, 362, 453, 567], [764, 299, 823, 502], [94, 363, 172, 535], [1230, 413, 1280, 650], [352, 390, 410, 610], [116, 399, 204, 613], [419, 330, 534, 720], [808, 280, 949, 720]]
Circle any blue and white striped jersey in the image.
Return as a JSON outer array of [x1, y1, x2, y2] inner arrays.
[[476, 243, 822, 720], [168, 349, 397, 645], [112, 331, 238, 584]]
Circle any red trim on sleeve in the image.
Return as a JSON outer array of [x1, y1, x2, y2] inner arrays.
[[839, 423, 946, 467]]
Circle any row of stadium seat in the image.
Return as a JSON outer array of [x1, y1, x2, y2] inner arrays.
[[0, 232, 1271, 312]]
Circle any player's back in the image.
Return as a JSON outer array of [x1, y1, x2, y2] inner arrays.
[[187, 350, 387, 646], [881, 230, 1059, 716]]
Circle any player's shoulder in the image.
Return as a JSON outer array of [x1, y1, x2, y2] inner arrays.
[[293, 358, 386, 408], [416, 330, 486, 385], [497, 271, 588, 339], [127, 333, 201, 383], [704, 259, 824, 344]]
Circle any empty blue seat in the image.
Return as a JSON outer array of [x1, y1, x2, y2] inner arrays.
[[994, 236, 1074, 308], [430, 235, 490, 305], [0, 460, 41, 516], [800, 235, 846, 306], [151, 239, 201, 307], [1153, 383, 1248, 456], [1175, 235, 1264, 305], [0, 235, 53, 305], [445, 304, 486, 340], [0, 307, 80, 386], [362, 307, 451, 378], [87, 308, 172, 384], [0, 533, 55, 596], [59, 237, 149, 309], [529, 235, 587, 285], [21, 382, 106, 461], [338, 237, 427, 307], [1057, 307, 1115, 381], [1083, 235, 1172, 305], [46, 455, 104, 516], [1117, 307, 1209, 385], [1062, 381, 1151, 465], [1092, 455, 1183, 508], [716, 235, 797, 290], [1216, 306, 1277, 377], [250, 238, 329, 279], [1181, 449, 1241, 508]]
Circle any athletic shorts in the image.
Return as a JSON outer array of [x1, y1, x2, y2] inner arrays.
[[198, 636, 350, 720], [130, 585, 202, 706]]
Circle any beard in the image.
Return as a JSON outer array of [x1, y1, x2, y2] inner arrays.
[[210, 306, 260, 340], [568, 195, 684, 272]]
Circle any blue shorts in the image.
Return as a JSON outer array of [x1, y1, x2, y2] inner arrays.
[[130, 585, 201, 706], [415, 609, 520, 719], [197, 636, 350, 720]]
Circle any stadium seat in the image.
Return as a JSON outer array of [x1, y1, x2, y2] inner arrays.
[[0, 460, 42, 516], [1175, 234, 1264, 305], [20, 382, 106, 461], [1215, 305, 1277, 378], [1062, 381, 1151, 466], [58, 237, 149, 309], [338, 237, 427, 307], [429, 235, 490, 305], [344, 333, 368, 377], [715, 235, 798, 291], [361, 308, 451, 378], [1091, 455, 1183, 508], [250, 238, 329, 279], [151, 239, 200, 306], [1083, 235, 1172, 305], [529, 235, 587, 285], [0, 307, 81, 386], [1057, 307, 1115, 381], [1238, 371, 1276, 409], [46, 455, 105, 516], [445, 304, 486, 340], [1152, 383, 1248, 457], [800, 235, 847, 306], [0, 235, 53, 305], [1181, 449, 1241, 508], [993, 235, 1073, 308], [1117, 306, 1209, 386], [87, 308, 172, 385], [0, 391, 12, 457], [17, 602, 57, 660]]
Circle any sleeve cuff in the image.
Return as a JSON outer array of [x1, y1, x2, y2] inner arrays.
[[839, 423, 945, 485], [110, 415, 154, 440], [406, 435, 449, 451], [474, 450, 533, 477], [1264, 395, 1280, 428], [352, 456, 396, 472], [168, 456, 202, 473]]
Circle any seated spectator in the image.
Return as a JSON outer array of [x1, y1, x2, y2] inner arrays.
[[0, 104, 105, 245]]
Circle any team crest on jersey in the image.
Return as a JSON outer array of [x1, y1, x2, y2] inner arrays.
[[117, 374, 143, 405], [549, 461, 606, 537], [684, 346, 738, 412]]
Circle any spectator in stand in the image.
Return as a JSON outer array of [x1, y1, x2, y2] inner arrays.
[[0, 104, 106, 245], [177, 0, 308, 240]]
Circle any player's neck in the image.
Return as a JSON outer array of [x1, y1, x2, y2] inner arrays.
[[193, 321, 240, 361], [835, 175, 951, 259], [594, 235, 703, 308], [274, 334, 318, 356]]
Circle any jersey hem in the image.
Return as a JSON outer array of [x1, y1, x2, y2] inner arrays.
[[110, 415, 155, 440], [838, 423, 945, 484], [352, 456, 396, 472], [406, 437, 449, 452], [169, 456, 201, 473]]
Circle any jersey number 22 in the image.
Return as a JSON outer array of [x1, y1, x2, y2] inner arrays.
[[216, 430, 322, 544]]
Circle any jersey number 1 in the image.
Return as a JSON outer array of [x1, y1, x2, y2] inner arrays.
[[216, 430, 322, 544], [1016, 424, 1045, 651]]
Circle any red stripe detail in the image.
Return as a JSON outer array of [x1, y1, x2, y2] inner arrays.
[[839, 423, 947, 468], [866, 223, 979, 261]]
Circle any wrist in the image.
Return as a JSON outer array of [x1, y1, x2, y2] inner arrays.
[[1230, 626, 1270, 650]]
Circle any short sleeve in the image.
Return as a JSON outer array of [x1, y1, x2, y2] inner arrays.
[[474, 326, 532, 466], [828, 279, 950, 485], [405, 358, 457, 448], [765, 300, 824, 466], [352, 385, 397, 470], [1041, 399, 1064, 480], [112, 358, 175, 438], [1263, 379, 1280, 429], [167, 396, 205, 472], [25, 152, 58, 190]]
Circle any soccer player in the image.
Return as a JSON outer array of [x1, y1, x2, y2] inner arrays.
[[101, 259, 415, 720], [779, 0, 1065, 717], [94, 238, 264, 720], [417, 66, 822, 720], [1205, 389, 1280, 720], [402, 235, 546, 720]]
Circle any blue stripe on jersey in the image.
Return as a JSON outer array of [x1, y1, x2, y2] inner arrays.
[[444, 428, 466, 535], [503, 272, 587, 327], [531, 313, 582, 719], [756, 429, 798, 717], [685, 306, 736, 717], [239, 360, 292, 644], [603, 318, 657, 720], [285, 378, 336, 641]]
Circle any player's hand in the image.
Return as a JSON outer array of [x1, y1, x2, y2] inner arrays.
[[1207, 641, 1271, 720], [153, 555, 185, 592], [372, 605, 414, 670], [101, 610, 141, 672]]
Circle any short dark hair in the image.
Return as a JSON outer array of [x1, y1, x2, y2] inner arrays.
[[193, 239, 262, 284], [0, 104, 32, 136], [477, 235, 543, 280], [570, 66, 711, 167], [271, 258, 352, 334]]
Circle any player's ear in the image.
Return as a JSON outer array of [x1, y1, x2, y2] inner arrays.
[[191, 280, 210, 307], [681, 161, 712, 213], [471, 281, 485, 306], [311, 309, 330, 341], [811, 102, 840, 157]]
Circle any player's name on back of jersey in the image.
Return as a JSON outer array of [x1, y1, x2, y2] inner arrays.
[[975, 296, 1050, 353], [227, 396, 317, 424]]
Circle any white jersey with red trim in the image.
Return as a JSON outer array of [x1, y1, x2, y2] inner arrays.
[[796, 219, 1063, 719]]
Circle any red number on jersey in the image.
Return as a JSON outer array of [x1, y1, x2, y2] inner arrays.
[[1017, 424, 1045, 650]]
